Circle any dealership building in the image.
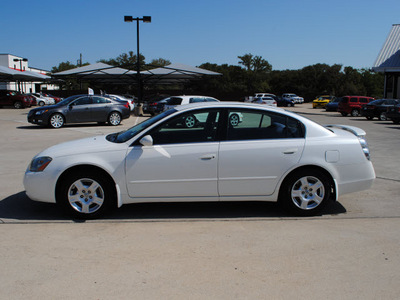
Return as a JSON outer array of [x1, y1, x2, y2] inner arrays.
[[0, 53, 57, 93], [373, 24, 400, 99]]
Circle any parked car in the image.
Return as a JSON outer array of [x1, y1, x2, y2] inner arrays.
[[252, 97, 277, 107], [282, 93, 304, 104], [325, 97, 342, 112], [27, 94, 130, 128], [312, 95, 335, 109], [106, 94, 135, 111], [143, 97, 170, 115], [28, 93, 55, 106], [338, 96, 375, 117], [163, 96, 219, 111], [24, 102, 375, 219], [275, 96, 294, 107], [0, 90, 33, 108], [361, 99, 400, 121], [386, 104, 400, 124], [41, 92, 62, 104]]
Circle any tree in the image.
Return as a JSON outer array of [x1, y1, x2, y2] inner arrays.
[[99, 51, 146, 70], [149, 58, 171, 67], [238, 53, 272, 73]]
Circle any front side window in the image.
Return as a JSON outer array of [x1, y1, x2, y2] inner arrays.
[[226, 109, 304, 141], [73, 96, 92, 106], [359, 98, 368, 103], [147, 109, 221, 145]]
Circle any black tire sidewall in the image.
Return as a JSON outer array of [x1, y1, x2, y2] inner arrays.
[[280, 169, 332, 216], [57, 171, 115, 219]]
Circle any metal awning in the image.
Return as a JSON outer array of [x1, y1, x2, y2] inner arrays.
[[52, 62, 221, 85], [0, 66, 51, 82], [373, 24, 400, 73]]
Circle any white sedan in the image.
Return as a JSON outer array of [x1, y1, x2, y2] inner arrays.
[[24, 102, 375, 219], [252, 97, 277, 107]]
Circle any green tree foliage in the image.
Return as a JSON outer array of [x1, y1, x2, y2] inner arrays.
[[149, 58, 171, 67], [99, 51, 146, 70], [51, 61, 89, 73]]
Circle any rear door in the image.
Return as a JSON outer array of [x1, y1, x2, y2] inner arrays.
[[218, 109, 306, 196], [91, 96, 112, 121]]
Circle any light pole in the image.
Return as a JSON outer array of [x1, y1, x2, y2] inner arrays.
[[13, 58, 28, 92], [124, 16, 151, 105]]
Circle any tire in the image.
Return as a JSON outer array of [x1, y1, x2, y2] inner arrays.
[[379, 112, 387, 121], [184, 115, 197, 128], [108, 112, 121, 126], [351, 109, 360, 117], [340, 112, 348, 116], [57, 171, 115, 219], [38, 101, 45, 106], [229, 114, 240, 127], [49, 113, 64, 128], [14, 101, 22, 109], [279, 169, 332, 216]]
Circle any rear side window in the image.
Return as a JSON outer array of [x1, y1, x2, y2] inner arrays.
[[359, 98, 368, 103], [189, 97, 206, 103], [226, 109, 305, 141], [350, 98, 358, 103], [168, 97, 183, 105]]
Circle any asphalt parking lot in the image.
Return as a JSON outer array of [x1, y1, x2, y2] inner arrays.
[[1, 104, 400, 299]]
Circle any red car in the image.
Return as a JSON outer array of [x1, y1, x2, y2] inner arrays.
[[338, 96, 375, 117], [0, 90, 33, 109], [41, 92, 62, 103]]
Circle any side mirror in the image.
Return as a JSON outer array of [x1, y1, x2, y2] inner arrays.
[[139, 135, 153, 146]]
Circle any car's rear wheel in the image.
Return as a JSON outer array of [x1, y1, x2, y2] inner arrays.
[[379, 112, 387, 121], [49, 113, 64, 128], [108, 112, 121, 126], [280, 169, 332, 216], [57, 171, 115, 219], [351, 109, 360, 117]]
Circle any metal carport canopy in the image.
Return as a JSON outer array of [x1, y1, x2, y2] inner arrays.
[[52, 62, 221, 85], [0, 66, 51, 82]]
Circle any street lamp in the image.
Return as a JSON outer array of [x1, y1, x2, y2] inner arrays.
[[124, 16, 151, 105], [13, 58, 28, 71], [13, 58, 28, 92]]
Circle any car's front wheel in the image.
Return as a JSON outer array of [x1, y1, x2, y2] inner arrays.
[[57, 171, 115, 219], [379, 112, 387, 121], [108, 112, 121, 126], [14, 101, 22, 109], [280, 169, 332, 216], [49, 113, 64, 128], [38, 101, 45, 106]]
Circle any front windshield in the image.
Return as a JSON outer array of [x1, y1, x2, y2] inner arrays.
[[106, 109, 176, 143]]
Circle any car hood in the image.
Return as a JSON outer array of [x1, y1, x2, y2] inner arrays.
[[37, 135, 127, 158]]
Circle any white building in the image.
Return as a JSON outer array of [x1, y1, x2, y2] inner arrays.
[[0, 53, 58, 93]]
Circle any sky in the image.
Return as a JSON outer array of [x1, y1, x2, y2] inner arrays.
[[1, 0, 399, 72]]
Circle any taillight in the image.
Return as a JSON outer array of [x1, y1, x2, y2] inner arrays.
[[124, 102, 129, 109]]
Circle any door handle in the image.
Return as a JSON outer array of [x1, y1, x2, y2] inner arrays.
[[200, 154, 216, 160], [283, 148, 298, 154]]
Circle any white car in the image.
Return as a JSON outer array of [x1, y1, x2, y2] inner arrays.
[[252, 97, 277, 107], [107, 94, 135, 111], [163, 95, 219, 111], [24, 102, 375, 219], [282, 93, 304, 104], [29, 93, 55, 106]]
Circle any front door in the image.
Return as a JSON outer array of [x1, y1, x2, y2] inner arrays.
[[66, 96, 93, 123], [125, 109, 221, 198]]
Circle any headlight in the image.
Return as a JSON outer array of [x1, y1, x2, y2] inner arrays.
[[29, 156, 52, 172], [35, 109, 48, 115]]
